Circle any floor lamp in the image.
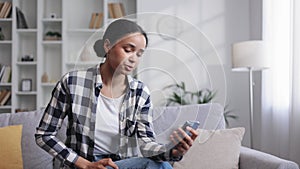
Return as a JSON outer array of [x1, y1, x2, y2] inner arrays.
[[231, 40, 269, 149]]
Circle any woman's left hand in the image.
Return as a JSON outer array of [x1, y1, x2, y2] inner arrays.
[[170, 126, 199, 157]]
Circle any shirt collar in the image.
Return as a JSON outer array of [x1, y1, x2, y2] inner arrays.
[[94, 62, 103, 89], [94, 62, 138, 90]]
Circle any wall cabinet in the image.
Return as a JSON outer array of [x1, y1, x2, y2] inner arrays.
[[0, 0, 136, 113]]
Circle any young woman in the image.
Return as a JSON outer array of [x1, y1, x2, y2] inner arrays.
[[35, 19, 198, 169]]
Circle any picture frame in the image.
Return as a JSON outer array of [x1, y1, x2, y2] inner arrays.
[[21, 79, 32, 91]]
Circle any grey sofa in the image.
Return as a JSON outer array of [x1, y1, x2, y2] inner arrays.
[[0, 103, 298, 169]]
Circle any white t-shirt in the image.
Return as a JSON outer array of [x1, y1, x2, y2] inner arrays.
[[94, 93, 125, 155]]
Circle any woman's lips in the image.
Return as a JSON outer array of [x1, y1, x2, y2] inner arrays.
[[125, 65, 134, 71]]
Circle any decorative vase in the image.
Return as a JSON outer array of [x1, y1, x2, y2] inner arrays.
[[41, 72, 49, 83]]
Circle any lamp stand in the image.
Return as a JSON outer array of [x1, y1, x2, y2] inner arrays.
[[248, 67, 254, 149]]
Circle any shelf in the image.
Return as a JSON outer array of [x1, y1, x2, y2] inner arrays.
[[66, 61, 100, 66], [0, 105, 12, 109], [67, 28, 103, 34], [39, 106, 46, 110], [0, 18, 13, 22], [17, 29, 38, 34], [42, 18, 63, 22], [16, 91, 37, 95], [0, 83, 11, 87], [16, 61, 37, 66], [0, 40, 12, 44], [41, 83, 56, 87], [42, 40, 62, 45], [107, 18, 137, 23]]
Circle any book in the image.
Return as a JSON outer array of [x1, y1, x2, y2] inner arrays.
[[0, 65, 11, 83], [0, 1, 8, 18], [94, 13, 103, 29], [89, 12, 103, 29], [0, 65, 5, 81], [108, 3, 115, 18], [3, 2, 12, 18], [16, 7, 28, 29], [0, 90, 8, 104], [120, 3, 125, 17], [89, 13, 97, 29], [112, 3, 125, 18], [0, 2, 5, 18], [0, 2, 4, 15], [0, 90, 11, 106]]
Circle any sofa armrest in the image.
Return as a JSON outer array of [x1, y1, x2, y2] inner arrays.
[[239, 146, 299, 169]]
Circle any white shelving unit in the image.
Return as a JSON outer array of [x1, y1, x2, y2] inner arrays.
[[12, 0, 38, 113], [0, 0, 137, 113], [36, 0, 63, 109], [0, 0, 13, 113]]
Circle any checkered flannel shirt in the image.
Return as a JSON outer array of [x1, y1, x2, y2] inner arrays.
[[35, 64, 180, 168]]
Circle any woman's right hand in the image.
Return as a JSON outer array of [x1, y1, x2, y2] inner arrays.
[[75, 156, 118, 169]]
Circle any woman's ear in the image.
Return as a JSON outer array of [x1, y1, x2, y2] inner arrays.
[[103, 39, 111, 53]]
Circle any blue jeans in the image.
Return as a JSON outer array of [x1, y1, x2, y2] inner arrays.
[[94, 155, 173, 169]]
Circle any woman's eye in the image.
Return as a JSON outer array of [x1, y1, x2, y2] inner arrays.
[[124, 48, 132, 53], [137, 51, 144, 57]]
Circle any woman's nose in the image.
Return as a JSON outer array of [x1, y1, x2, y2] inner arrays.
[[128, 53, 138, 63]]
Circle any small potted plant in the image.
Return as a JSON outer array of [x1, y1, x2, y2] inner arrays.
[[164, 81, 238, 127], [44, 31, 62, 40]]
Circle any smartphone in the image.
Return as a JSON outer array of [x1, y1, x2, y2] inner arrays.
[[166, 120, 200, 149], [181, 120, 200, 136]]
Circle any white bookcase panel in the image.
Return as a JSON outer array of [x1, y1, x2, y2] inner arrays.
[[109, 0, 136, 16], [0, 21, 12, 40], [17, 66, 37, 91], [16, 33, 37, 61], [42, 0, 62, 19], [15, 95, 36, 112], [10, 0, 38, 113], [0, 45, 12, 64], [42, 21, 62, 41], [40, 87, 52, 108], [16, 0, 37, 28], [0, 1, 13, 112], [64, 0, 104, 29], [42, 45, 62, 82], [65, 32, 96, 60]]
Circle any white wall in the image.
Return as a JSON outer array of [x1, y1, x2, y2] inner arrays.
[[137, 0, 263, 147]]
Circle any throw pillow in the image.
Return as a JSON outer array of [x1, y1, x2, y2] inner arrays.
[[173, 127, 245, 169], [0, 125, 23, 169]]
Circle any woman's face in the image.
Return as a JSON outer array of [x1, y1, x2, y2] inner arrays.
[[105, 32, 147, 75]]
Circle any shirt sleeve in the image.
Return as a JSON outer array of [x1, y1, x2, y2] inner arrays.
[[137, 86, 182, 162], [35, 75, 79, 167]]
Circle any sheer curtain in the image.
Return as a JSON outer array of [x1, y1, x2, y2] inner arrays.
[[261, 0, 300, 165]]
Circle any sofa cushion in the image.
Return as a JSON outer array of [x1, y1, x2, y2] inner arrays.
[[9, 110, 54, 169], [0, 125, 23, 169], [152, 103, 225, 144], [173, 127, 245, 169], [239, 146, 300, 169]]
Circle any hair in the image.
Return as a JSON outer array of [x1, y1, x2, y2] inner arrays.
[[94, 19, 148, 57]]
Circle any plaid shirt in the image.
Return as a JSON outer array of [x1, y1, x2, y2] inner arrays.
[[35, 64, 180, 168]]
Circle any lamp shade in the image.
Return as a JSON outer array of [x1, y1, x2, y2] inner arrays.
[[232, 40, 269, 71]]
